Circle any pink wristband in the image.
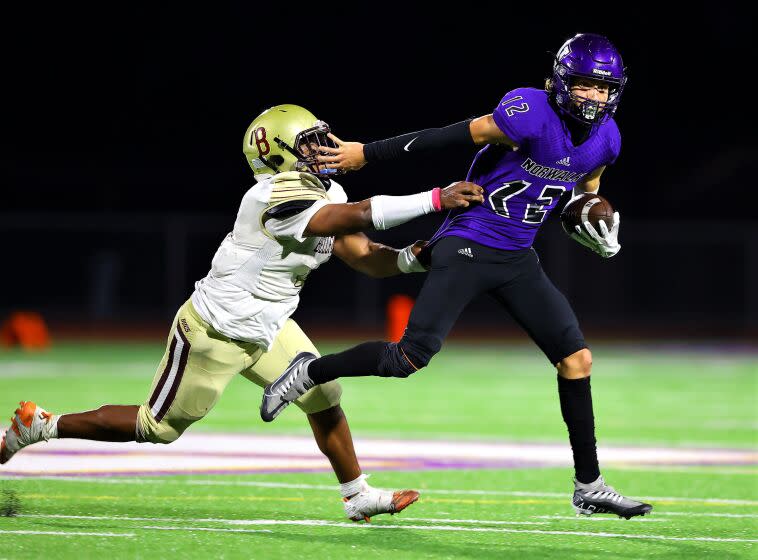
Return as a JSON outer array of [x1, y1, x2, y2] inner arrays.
[[431, 188, 443, 211]]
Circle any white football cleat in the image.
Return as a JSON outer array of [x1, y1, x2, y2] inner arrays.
[[343, 483, 420, 523], [1, 401, 57, 465]]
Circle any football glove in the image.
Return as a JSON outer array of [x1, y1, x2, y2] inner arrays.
[[571, 211, 621, 258], [397, 241, 428, 273]]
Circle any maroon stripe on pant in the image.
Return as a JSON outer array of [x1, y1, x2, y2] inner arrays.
[[149, 334, 178, 409], [155, 322, 191, 422]]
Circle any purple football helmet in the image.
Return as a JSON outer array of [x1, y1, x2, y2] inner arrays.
[[551, 33, 627, 125]]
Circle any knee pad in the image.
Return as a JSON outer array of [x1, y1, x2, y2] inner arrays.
[[377, 341, 435, 378], [136, 404, 184, 444], [294, 380, 343, 414]]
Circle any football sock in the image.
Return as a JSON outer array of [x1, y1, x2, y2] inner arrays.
[[48, 415, 60, 439], [339, 474, 368, 498], [557, 375, 600, 484], [307, 341, 386, 384]]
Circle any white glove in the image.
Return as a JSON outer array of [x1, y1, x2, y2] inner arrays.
[[570, 211, 621, 258], [397, 244, 427, 273]]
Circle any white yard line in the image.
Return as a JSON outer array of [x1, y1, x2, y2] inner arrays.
[[400, 517, 548, 525], [137, 522, 758, 543], [144, 526, 272, 534], [534, 516, 665, 522], [7, 477, 757, 507], [18, 513, 543, 526], [0, 530, 134, 537], [20, 514, 207, 523], [651, 512, 758, 519], [12, 513, 757, 543], [17, 513, 756, 543], [189, 481, 758, 506]]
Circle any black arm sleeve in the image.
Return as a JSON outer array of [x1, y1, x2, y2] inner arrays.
[[362, 119, 475, 162]]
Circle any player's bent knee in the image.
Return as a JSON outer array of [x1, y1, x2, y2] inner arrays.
[[557, 348, 592, 379], [377, 342, 434, 378], [136, 404, 192, 444], [294, 380, 343, 414]]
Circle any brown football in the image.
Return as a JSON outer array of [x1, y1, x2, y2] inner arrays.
[[560, 193, 615, 236]]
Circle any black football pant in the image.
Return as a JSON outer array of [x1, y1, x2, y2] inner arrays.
[[398, 236, 586, 372], [309, 235, 586, 378]]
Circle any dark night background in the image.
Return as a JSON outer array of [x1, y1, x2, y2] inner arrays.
[[2, 5, 756, 339]]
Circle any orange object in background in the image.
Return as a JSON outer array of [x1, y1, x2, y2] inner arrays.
[[0, 312, 51, 350], [386, 294, 415, 343]]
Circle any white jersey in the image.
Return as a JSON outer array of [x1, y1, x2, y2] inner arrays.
[[191, 171, 347, 349]]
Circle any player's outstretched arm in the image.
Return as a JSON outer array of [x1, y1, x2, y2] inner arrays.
[[302, 181, 484, 237], [333, 234, 427, 278], [317, 117, 515, 172]]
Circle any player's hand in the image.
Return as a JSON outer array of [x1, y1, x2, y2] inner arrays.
[[414, 240, 433, 269], [317, 134, 367, 172], [411, 239, 428, 257], [440, 181, 485, 210], [571, 211, 621, 258], [398, 240, 430, 273]]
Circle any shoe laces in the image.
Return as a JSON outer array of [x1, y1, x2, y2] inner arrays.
[[277, 368, 301, 397]]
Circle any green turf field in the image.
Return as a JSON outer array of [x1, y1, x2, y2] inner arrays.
[[1, 342, 756, 558]]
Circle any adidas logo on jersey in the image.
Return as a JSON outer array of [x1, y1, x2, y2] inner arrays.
[[556, 156, 571, 166], [458, 248, 474, 258]]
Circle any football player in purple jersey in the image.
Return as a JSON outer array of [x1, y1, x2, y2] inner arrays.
[[261, 33, 653, 519]]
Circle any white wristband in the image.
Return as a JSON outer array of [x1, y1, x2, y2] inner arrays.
[[397, 245, 427, 273], [370, 191, 436, 230]]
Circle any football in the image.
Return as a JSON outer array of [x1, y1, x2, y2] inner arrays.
[[560, 193, 615, 236]]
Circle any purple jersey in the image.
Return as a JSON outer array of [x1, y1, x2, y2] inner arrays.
[[430, 87, 621, 250]]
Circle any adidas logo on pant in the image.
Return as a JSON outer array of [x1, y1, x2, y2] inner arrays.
[[458, 248, 474, 258]]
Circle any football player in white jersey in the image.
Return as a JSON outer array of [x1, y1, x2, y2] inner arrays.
[[1, 104, 483, 521]]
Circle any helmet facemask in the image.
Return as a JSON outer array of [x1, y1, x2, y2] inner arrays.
[[553, 63, 625, 125], [275, 120, 341, 176]]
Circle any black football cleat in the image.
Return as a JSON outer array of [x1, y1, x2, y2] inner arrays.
[[572, 475, 653, 519]]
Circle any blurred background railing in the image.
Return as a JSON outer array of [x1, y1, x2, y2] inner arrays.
[[2, 212, 756, 338]]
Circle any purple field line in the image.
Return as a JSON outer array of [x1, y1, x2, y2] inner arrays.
[[22, 441, 758, 455], [3, 459, 756, 479], [22, 449, 333, 460], [189, 433, 758, 455], [20, 448, 758, 465], [0, 459, 551, 477]]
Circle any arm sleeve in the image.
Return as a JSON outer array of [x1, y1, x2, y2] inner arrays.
[[264, 199, 332, 242], [363, 119, 474, 162], [491, 88, 543, 145]]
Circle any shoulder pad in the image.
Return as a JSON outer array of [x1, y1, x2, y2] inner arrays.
[[268, 171, 328, 207]]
